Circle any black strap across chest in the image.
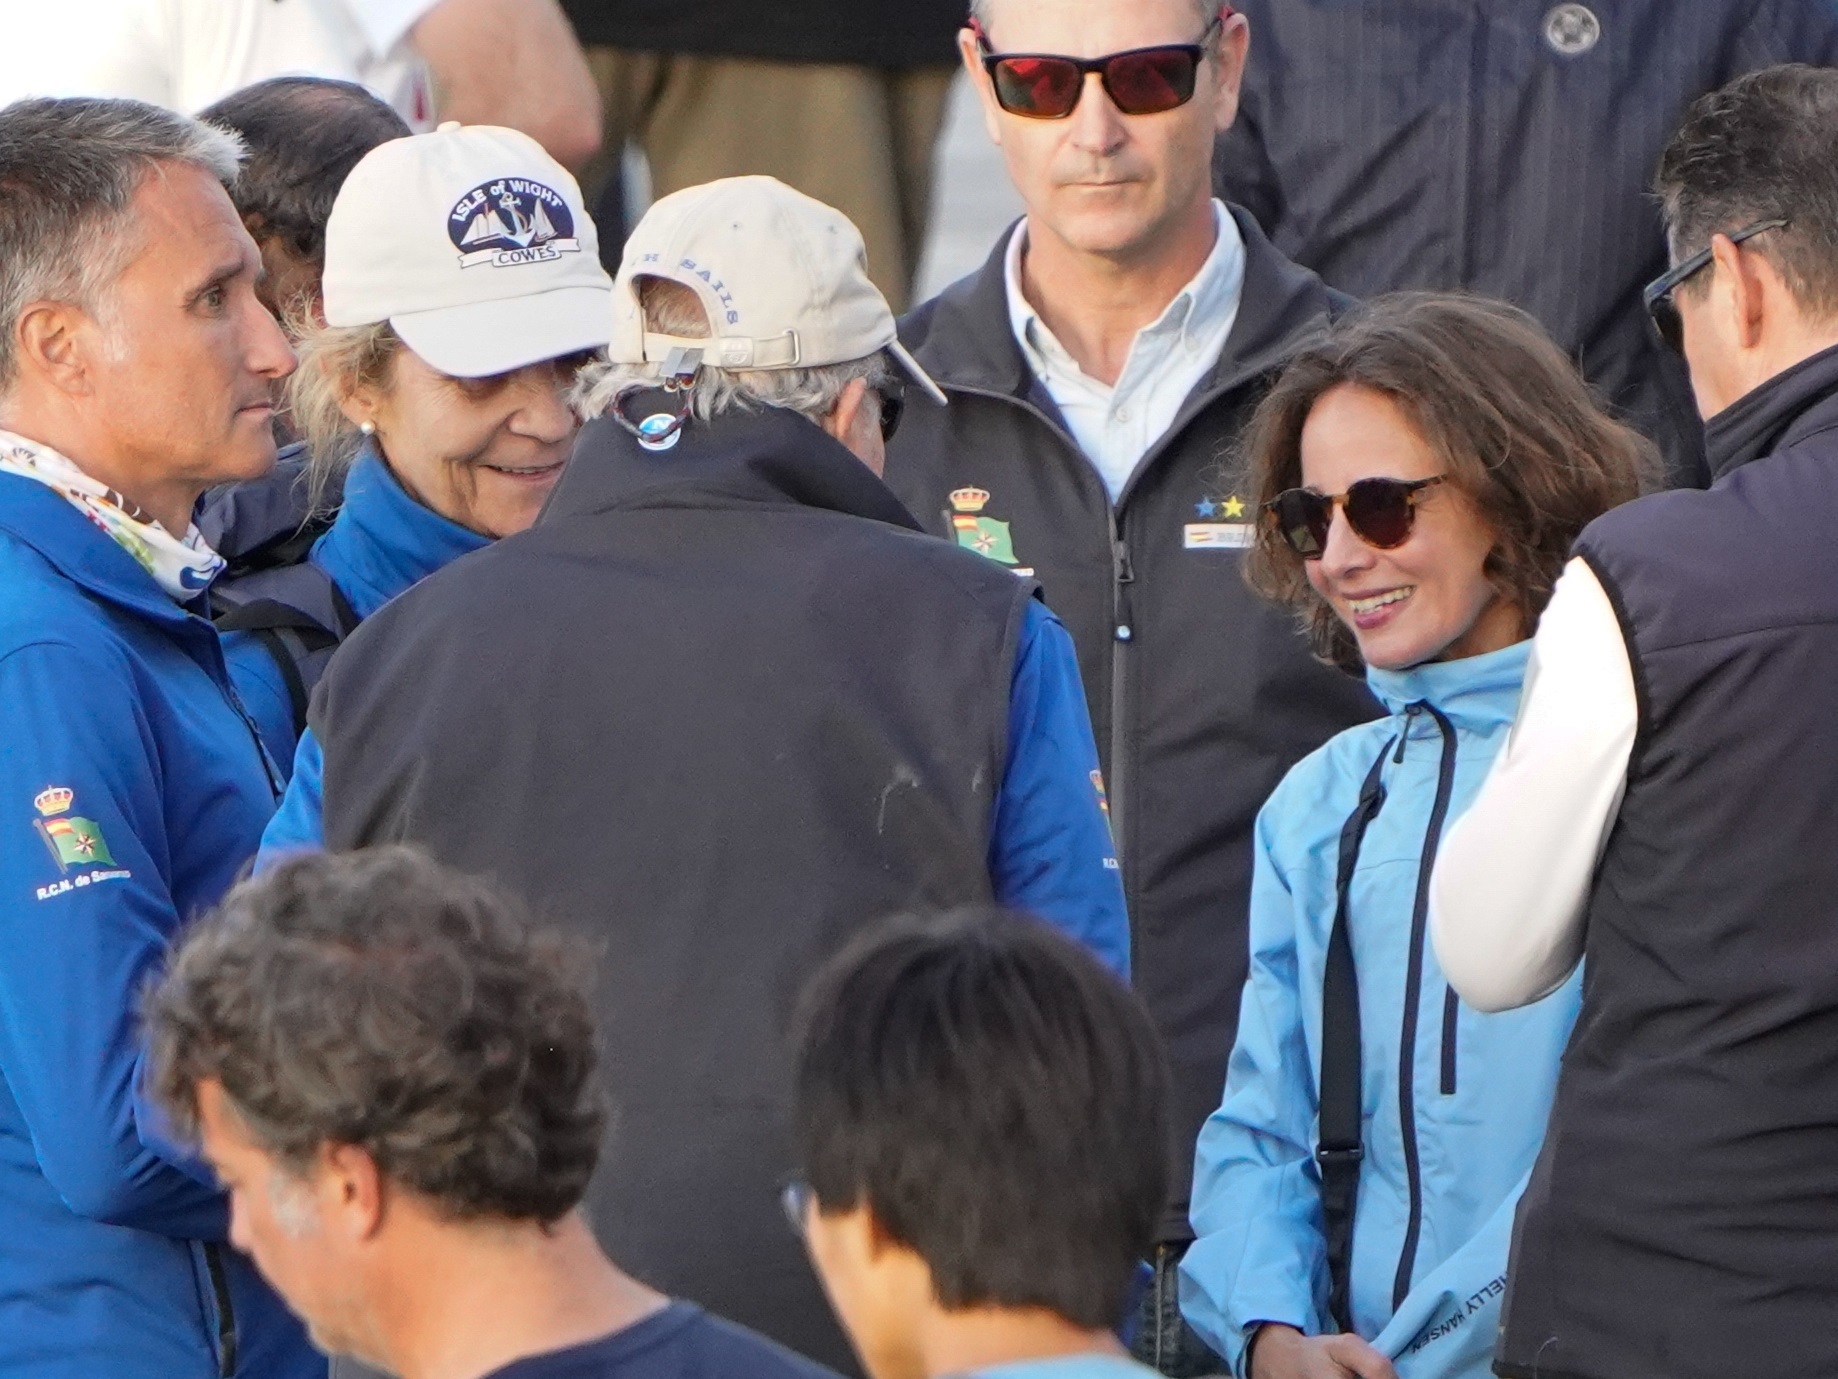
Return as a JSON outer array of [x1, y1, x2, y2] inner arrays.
[[1317, 736, 1394, 1334]]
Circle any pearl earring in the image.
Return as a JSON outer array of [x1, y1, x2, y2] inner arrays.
[[359, 420, 377, 436]]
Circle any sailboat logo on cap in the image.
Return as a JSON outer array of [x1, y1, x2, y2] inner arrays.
[[447, 178, 581, 269]]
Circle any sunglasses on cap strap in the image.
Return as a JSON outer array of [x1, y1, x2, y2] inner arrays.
[[1643, 217, 1788, 355], [970, 11, 1229, 120], [1265, 476, 1446, 559]]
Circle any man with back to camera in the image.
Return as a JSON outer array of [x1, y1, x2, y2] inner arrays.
[[1431, 64, 1838, 1379], [0, 97, 316, 1378], [147, 847, 841, 1379], [881, 3, 1378, 1366], [787, 907, 1170, 1379], [262, 174, 1129, 1372]]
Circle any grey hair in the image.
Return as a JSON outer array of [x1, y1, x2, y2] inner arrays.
[[146, 847, 607, 1224], [572, 274, 893, 427], [0, 97, 245, 396]]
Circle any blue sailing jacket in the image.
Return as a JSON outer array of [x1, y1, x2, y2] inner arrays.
[[221, 446, 489, 776], [1181, 641, 1580, 1379], [0, 472, 320, 1379]]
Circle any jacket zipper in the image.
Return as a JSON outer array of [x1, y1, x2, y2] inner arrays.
[[1391, 701, 1459, 1312], [1440, 987, 1460, 1095], [203, 1242, 237, 1378], [1108, 518, 1135, 883]]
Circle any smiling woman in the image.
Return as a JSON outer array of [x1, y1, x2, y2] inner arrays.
[[214, 121, 613, 780], [1179, 293, 1656, 1379]]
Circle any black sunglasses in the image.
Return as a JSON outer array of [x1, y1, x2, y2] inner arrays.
[[1265, 476, 1446, 559], [970, 14, 1225, 120], [1644, 218, 1788, 354], [874, 376, 906, 443]]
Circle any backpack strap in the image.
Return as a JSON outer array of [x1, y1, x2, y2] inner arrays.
[[1317, 738, 1395, 1335], [212, 572, 360, 740]]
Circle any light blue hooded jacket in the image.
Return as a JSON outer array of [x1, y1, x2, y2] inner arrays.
[[1180, 641, 1581, 1379]]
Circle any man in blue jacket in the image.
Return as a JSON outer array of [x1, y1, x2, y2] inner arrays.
[[0, 98, 318, 1379]]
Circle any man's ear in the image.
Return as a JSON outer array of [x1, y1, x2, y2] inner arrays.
[[14, 301, 100, 399], [1709, 233, 1769, 353], [321, 1142, 388, 1241], [961, 27, 1005, 147], [1212, 8, 1252, 133]]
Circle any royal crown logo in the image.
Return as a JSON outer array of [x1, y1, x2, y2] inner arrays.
[[948, 486, 1019, 566], [447, 177, 580, 269], [34, 787, 73, 817], [950, 487, 992, 514]]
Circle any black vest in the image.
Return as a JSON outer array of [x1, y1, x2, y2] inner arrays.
[[312, 407, 1034, 1373], [1498, 348, 1838, 1379]]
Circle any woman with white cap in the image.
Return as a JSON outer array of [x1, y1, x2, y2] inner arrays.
[[219, 121, 613, 778]]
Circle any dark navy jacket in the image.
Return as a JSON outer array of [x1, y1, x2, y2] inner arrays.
[[1500, 346, 1838, 1379], [1214, 0, 1838, 486], [0, 472, 319, 1379]]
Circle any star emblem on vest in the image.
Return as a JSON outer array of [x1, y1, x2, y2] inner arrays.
[[949, 487, 1021, 566], [1186, 493, 1253, 549], [448, 178, 581, 269]]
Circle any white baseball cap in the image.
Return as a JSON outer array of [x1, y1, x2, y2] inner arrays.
[[322, 123, 613, 379], [608, 176, 947, 406]]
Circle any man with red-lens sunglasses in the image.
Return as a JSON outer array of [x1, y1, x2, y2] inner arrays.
[[881, 3, 1378, 1372]]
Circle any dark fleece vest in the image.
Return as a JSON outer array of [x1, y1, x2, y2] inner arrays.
[[1497, 346, 1838, 1379], [312, 406, 1036, 1372]]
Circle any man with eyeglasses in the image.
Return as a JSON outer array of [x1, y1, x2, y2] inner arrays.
[[882, 5, 1378, 1371], [276, 175, 1128, 1375], [1430, 65, 1838, 1379]]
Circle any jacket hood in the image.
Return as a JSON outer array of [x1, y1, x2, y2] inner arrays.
[[318, 445, 490, 619], [902, 203, 1343, 409], [547, 402, 924, 531], [1705, 340, 1838, 481], [1364, 639, 1530, 731]]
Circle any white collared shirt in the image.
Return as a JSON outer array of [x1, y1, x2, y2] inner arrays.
[[1004, 200, 1246, 503]]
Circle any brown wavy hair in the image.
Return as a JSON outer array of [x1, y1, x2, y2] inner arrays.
[[1240, 293, 1659, 673]]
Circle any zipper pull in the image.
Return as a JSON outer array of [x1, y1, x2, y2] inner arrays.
[[1113, 539, 1136, 642], [1393, 703, 1423, 764]]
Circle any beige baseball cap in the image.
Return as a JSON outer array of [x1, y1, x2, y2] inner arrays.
[[322, 123, 613, 378], [608, 175, 947, 406]]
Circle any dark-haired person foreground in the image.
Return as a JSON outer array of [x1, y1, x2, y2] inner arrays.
[[1180, 295, 1652, 1379], [0, 97, 312, 1379], [1431, 64, 1838, 1379], [200, 77, 410, 329], [148, 847, 839, 1379], [789, 909, 1168, 1379]]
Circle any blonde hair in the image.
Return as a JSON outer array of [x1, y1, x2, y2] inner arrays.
[[284, 312, 402, 512]]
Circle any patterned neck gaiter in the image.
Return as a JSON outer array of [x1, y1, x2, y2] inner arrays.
[[0, 430, 226, 602]]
